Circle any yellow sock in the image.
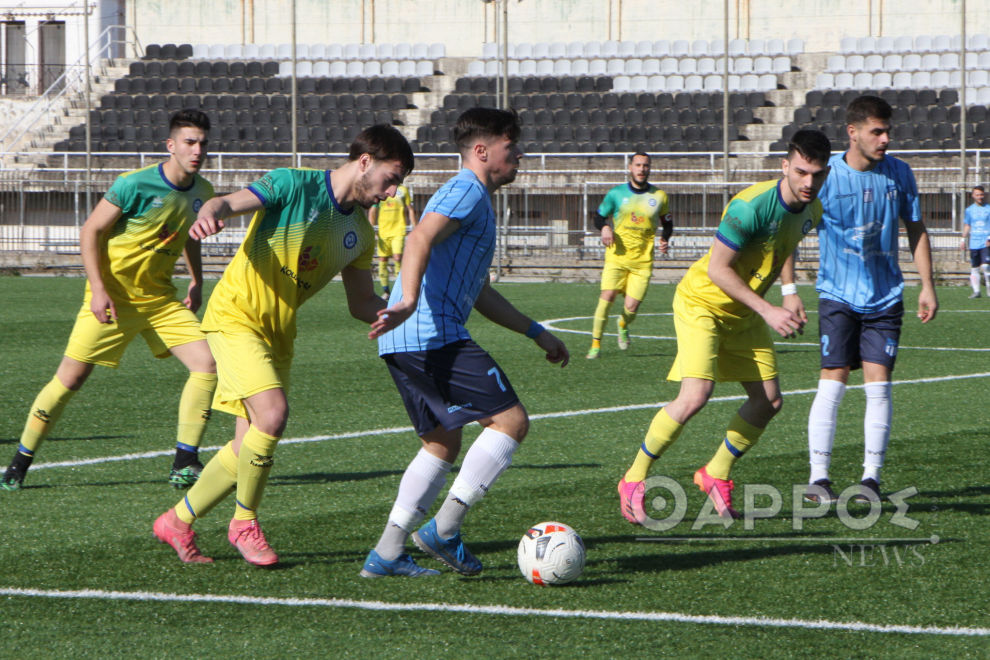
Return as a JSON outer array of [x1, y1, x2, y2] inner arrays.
[[705, 413, 766, 480], [234, 425, 280, 521], [175, 441, 239, 524], [621, 306, 638, 328], [18, 376, 77, 458], [625, 408, 685, 482], [591, 338, 601, 349], [378, 259, 390, 289], [176, 372, 217, 452], [592, 297, 614, 341]]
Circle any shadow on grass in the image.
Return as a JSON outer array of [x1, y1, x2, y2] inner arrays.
[[269, 463, 602, 486], [0, 434, 132, 445], [610, 542, 834, 573]]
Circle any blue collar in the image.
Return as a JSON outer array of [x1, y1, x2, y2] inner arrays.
[[627, 182, 650, 195], [158, 163, 195, 192], [325, 170, 354, 215], [776, 179, 804, 214]]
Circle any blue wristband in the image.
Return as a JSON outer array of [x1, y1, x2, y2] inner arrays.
[[525, 321, 545, 339]]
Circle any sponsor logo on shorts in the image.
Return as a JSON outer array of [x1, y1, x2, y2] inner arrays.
[[192, 198, 203, 212], [447, 402, 474, 414], [343, 230, 358, 249]]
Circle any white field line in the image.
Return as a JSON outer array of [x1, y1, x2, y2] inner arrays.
[[0, 587, 986, 637], [28, 372, 990, 472], [542, 313, 990, 351]]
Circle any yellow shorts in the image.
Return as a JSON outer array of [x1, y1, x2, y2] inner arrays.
[[667, 294, 778, 383], [64, 298, 205, 368], [600, 261, 652, 301], [377, 235, 405, 258], [206, 330, 291, 419]]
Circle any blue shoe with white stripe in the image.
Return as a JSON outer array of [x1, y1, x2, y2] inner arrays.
[[360, 549, 440, 578], [412, 518, 483, 576]]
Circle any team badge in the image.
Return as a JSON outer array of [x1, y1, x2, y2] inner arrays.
[[343, 231, 357, 249], [863, 188, 874, 203], [192, 199, 202, 212], [151, 197, 164, 208], [802, 219, 813, 234], [649, 198, 657, 206]]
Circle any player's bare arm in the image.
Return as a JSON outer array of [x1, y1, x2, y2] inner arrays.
[[79, 198, 124, 323], [368, 210, 461, 338], [341, 265, 387, 324], [368, 205, 378, 228], [708, 240, 804, 338], [961, 223, 970, 252], [407, 201, 418, 229], [180, 237, 204, 313], [779, 249, 808, 325], [189, 188, 264, 240], [904, 217, 938, 323], [473, 281, 570, 367]]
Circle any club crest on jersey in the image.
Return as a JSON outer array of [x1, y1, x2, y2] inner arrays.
[[863, 188, 874, 203], [192, 199, 203, 212], [151, 197, 164, 208], [802, 219, 813, 234], [343, 230, 357, 249], [886, 185, 898, 201], [649, 198, 657, 206]]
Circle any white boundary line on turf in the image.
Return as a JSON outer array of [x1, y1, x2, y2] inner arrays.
[[541, 313, 990, 351], [28, 371, 990, 472], [0, 587, 986, 637]]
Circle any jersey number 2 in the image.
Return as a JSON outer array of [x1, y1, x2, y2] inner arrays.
[[487, 367, 507, 392]]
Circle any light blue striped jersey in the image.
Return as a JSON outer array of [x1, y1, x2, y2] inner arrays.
[[815, 152, 921, 313], [378, 169, 495, 355], [964, 203, 990, 249]]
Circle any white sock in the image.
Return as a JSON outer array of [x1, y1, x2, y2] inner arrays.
[[862, 381, 892, 484], [375, 448, 452, 560], [972, 268, 981, 293], [434, 428, 520, 538], [808, 379, 846, 483], [981, 264, 989, 289]]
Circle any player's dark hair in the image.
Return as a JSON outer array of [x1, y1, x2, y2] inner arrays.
[[846, 95, 893, 126], [453, 107, 522, 154], [974, 185, 986, 193], [631, 151, 651, 162], [786, 129, 832, 168], [349, 124, 415, 174], [169, 109, 210, 135]]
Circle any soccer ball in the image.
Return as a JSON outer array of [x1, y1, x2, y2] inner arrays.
[[517, 521, 586, 586], [490, 270, 500, 283]]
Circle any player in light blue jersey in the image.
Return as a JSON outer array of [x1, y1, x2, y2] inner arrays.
[[806, 96, 937, 506], [961, 185, 990, 298], [363, 108, 569, 579]]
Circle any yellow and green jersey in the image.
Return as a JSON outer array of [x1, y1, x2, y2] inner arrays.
[[599, 182, 670, 267], [678, 179, 822, 323], [202, 168, 375, 363], [96, 163, 214, 306], [374, 185, 412, 239]]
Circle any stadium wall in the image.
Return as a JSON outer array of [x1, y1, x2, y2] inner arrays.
[[128, 0, 989, 57]]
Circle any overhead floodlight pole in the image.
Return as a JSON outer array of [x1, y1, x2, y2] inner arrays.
[[291, 0, 298, 163], [722, 0, 729, 207], [84, 0, 91, 211], [960, 0, 967, 193]]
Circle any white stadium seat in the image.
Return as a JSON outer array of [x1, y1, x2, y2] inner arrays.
[[753, 57, 773, 74], [630, 75, 648, 92], [740, 74, 759, 91], [685, 75, 704, 91], [519, 60, 537, 76], [412, 44, 430, 60], [714, 58, 726, 74], [363, 61, 381, 77], [607, 59, 625, 75], [672, 40, 690, 57], [858, 36, 877, 54], [940, 53, 959, 70], [326, 44, 343, 59], [827, 55, 845, 72], [816, 73, 834, 89], [636, 40, 653, 57], [515, 43, 532, 59], [772, 57, 791, 74], [853, 72, 873, 88], [209, 44, 225, 59], [313, 61, 331, 77], [296, 44, 310, 60], [507, 60, 519, 76], [624, 59, 643, 75], [310, 44, 328, 60], [893, 36, 913, 53], [949, 70, 962, 87], [678, 58, 697, 74], [429, 44, 446, 59], [612, 75, 631, 92], [978, 87, 990, 105], [727, 74, 742, 91], [484, 60, 500, 76], [920, 54, 940, 71], [537, 60, 555, 76], [572, 59, 589, 75], [931, 35, 951, 53], [872, 72, 892, 88], [902, 54, 922, 72], [601, 41, 619, 58], [191, 44, 209, 60], [931, 71, 950, 87], [914, 35, 933, 53], [346, 61, 363, 76], [394, 43, 411, 59], [969, 71, 989, 87], [758, 74, 777, 91], [839, 37, 858, 54], [415, 60, 433, 77], [297, 61, 313, 77], [277, 61, 292, 77], [618, 40, 636, 57], [397, 60, 416, 77], [951, 35, 963, 50], [329, 61, 347, 77], [661, 57, 678, 74], [696, 58, 715, 75], [767, 39, 785, 56], [277, 43, 292, 60], [691, 39, 709, 56], [376, 43, 393, 60], [584, 41, 602, 58], [242, 43, 260, 59], [748, 39, 766, 56], [704, 75, 722, 91], [343, 43, 360, 60], [734, 57, 753, 74], [710, 39, 725, 57], [259, 44, 277, 59], [665, 75, 684, 92], [648, 75, 666, 92], [533, 42, 550, 58], [225, 44, 243, 59], [653, 40, 671, 57], [845, 55, 865, 72], [965, 52, 979, 69], [911, 71, 931, 88], [549, 42, 567, 59], [589, 59, 607, 76], [893, 72, 913, 89], [970, 34, 989, 51], [643, 58, 662, 75], [882, 55, 902, 72], [567, 42, 584, 58], [554, 60, 571, 76], [482, 43, 498, 60], [834, 72, 854, 89], [728, 39, 746, 56], [863, 55, 884, 73], [980, 52, 990, 69], [877, 36, 895, 54]]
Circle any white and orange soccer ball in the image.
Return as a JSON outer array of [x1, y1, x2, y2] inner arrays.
[[517, 521, 586, 586]]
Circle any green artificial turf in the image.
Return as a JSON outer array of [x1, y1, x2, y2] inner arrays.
[[1, 277, 988, 659]]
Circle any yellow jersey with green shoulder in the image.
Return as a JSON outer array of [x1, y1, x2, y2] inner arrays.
[[201, 168, 375, 362], [599, 182, 670, 267], [677, 179, 822, 323], [375, 185, 412, 239], [96, 163, 214, 306]]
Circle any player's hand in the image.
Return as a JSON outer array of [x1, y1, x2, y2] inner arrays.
[[189, 214, 225, 240], [657, 238, 669, 255], [90, 288, 117, 324], [184, 281, 202, 313], [780, 291, 808, 326], [369, 299, 415, 339], [761, 305, 804, 338], [917, 287, 938, 323], [534, 330, 570, 368], [600, 225, 614, 247]]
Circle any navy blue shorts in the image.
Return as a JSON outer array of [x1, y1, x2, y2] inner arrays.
[[818, 299, 904, 371], [971, 247, 990, 268], [383, 340, 520, 436]]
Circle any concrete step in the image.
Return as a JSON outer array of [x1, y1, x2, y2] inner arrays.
[[766, 89, 808, 107], [754, 106, 801, 124], [780, 70, 819, 91], [743, 123, 787, 141], [730, 140, 774, 153]]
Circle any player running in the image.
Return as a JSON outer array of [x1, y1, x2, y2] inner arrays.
[[618, 130, 830, 523], [363, 108, 569, 578], [152, 125, 413, 566], [1, 110, 217, 493], [805, 96, 937, 505], [587, 153, 673, 359], [961, 185, 990, 299], [369, 184, 417, 299]]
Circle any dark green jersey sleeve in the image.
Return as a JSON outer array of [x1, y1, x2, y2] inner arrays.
[[247, 168, 296, 211], [715, 199, 759, 250], [103, 173, 138, 214], [597, 186, 621, 218]]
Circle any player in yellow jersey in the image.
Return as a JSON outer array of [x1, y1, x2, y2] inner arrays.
[[587, 153, 673, 359], [369, 184, 417, 299], [1, 110, 217, 493], [616, 130, 831, 523], [153, 125, 414, 566]]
